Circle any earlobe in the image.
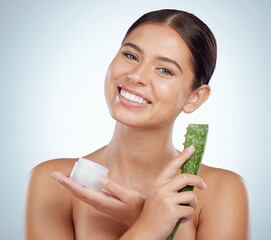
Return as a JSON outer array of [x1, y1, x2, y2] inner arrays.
[[183, 85, 211, 114]]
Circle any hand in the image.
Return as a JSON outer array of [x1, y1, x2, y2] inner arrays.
[[50, 171, 145, 227], [129, 146, 207, 240]]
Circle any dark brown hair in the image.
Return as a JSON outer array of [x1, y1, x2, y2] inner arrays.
[[122, 9, 217, 89]]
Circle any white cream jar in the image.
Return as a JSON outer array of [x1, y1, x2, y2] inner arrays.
[[70, 158, 109, 191]]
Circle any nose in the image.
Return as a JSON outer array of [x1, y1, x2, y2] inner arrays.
[[129, 62, 151, 86]]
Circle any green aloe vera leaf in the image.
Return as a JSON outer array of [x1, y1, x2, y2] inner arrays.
[[166, 124, 209, 240]]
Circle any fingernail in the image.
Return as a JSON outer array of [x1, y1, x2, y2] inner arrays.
[[186, 145, 195, 153], [50, 172, 59, 179], [98, 176, 109, 187], [203, 182, 207, 189], [51, 172, 64, 183]]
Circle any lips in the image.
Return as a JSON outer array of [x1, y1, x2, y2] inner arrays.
[[117, 85, 151, 105]]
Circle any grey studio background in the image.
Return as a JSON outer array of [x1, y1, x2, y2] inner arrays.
[[1, 0, 270, 239]]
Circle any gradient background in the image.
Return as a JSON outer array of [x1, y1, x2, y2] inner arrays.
[[1, 0, 270, 239]]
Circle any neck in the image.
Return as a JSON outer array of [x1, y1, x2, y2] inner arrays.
[[103, 122, 179, 189]]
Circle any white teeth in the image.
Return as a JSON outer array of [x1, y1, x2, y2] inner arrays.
[[130, 94, 136, 101], [125, 92, 129, 99], [120, 88, 149, 104], [120, 89, 125, 98]]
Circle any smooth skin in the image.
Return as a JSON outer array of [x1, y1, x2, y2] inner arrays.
[[25, 23, 250, 240]]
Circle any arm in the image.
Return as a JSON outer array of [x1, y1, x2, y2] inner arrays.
[[24, 161, 74, 240], [196, 170, 250, 240], [52, 146, 206, 240], [120, 146, 207, 240]]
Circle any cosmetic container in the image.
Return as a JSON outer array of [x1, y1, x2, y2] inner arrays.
[[70, 157, 109, 190]]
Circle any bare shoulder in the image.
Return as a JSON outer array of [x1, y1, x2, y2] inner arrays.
[[200, 164, 248, 192], [27, 158, 77, 198], [196, 164, 250, 240], [29, 158, 77, 178], [199, 164, 249, 208], [25, 158, 78, 240], [26, 158, 78, 214]]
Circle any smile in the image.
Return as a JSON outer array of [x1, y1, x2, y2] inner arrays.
[[119, 88, 150, 105]]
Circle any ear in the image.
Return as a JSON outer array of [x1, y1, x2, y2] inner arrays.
[[183, 85, 211, 114]]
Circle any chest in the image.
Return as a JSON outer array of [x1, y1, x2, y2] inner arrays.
[[72, 200, 198, 240]]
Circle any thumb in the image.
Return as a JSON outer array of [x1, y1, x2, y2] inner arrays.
[[98, 177, 131, 203]]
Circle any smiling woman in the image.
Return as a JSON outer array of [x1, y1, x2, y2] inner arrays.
[[24, 9, 249, 240]]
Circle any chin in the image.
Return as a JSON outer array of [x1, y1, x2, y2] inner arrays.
[[110, 110, 175, 130], [107, 96, 179, 129], [110, 111, 145, 128]]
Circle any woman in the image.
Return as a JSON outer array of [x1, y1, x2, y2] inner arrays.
[[25, 9, 249, 240]]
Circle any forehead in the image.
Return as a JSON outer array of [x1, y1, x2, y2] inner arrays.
[[123, 23, 193, 69]]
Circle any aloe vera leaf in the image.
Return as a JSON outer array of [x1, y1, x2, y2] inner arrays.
[[166, 124, 209, 240]]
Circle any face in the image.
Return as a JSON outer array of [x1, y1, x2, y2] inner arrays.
[[104, 23, 195, 128]]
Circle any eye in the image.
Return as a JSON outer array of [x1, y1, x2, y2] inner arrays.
[[157, 68, 174, 76], [123, 52, 139, 62]]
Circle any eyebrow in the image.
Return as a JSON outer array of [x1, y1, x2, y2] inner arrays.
[[121, 42, 143, 53], [122, 42, 183, 74], [157, 56, 183, 74]]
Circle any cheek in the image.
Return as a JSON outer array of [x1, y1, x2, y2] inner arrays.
[[104, 59, 119, 95], [108, 55, 127, 78], [155, 81, 188, 111], [104, 68, 111, 103], [104, 59, 125, 111]]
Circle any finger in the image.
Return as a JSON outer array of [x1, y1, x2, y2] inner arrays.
[[170, 191, 197, 210], [51, 171, 120, 206], [176, 205, 195, 223], [98, 177, 145, 203], [156, 145, 195, 184], [165, 174, 207, 192]]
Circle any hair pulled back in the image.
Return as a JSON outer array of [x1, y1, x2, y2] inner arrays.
[[123, 9, 217, 89]]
